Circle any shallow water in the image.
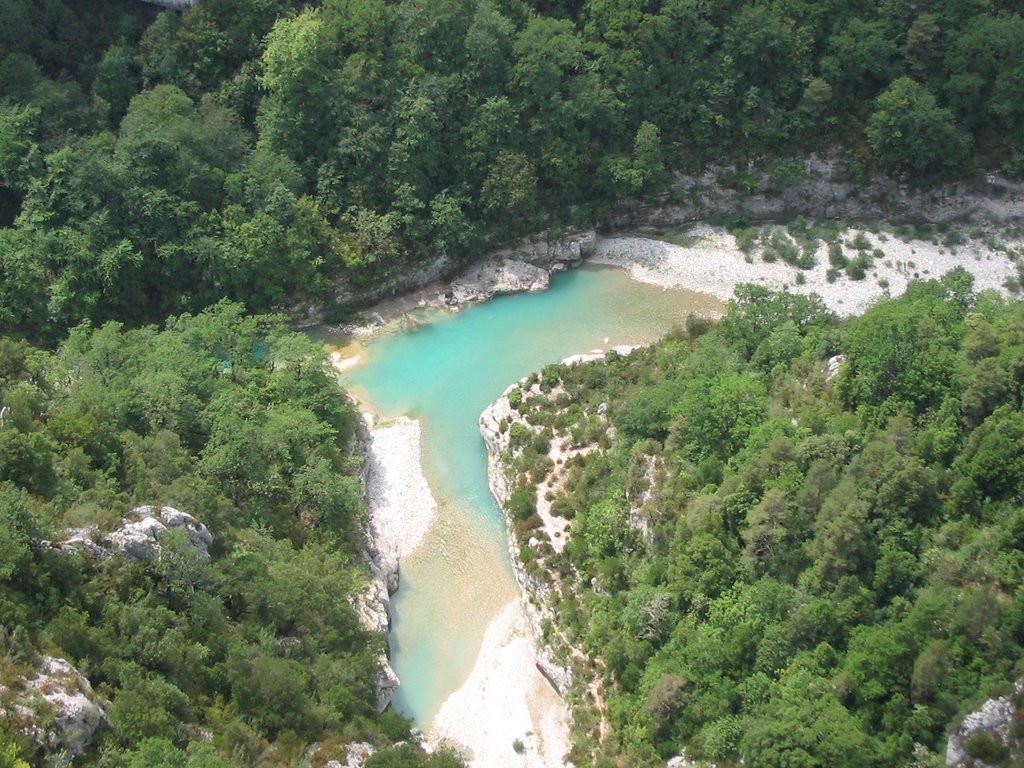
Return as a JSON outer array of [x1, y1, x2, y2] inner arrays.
[[314, 266, 719, 727]]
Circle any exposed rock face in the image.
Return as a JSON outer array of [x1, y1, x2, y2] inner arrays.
[[666, 754, 715, 768], [374, 658, 401, 715], [480, 384, 572, 695], [609, 161, 1024, 232], [479, 385, 517, 504], [1, 657, 108, 762], [139, 0, 197, 7], [45, 506, 212, 563], [53, 527, 109, 560], [826, 354, 846, 381], [946, 680, 1023, 766], [447, 259, 550, 305], [489, 229, 598, 271], [293, 253, 453, 327], [353, 535, 401, 714]]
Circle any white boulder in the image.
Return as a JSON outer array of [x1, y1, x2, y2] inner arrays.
[[108, 505, 212, 562]]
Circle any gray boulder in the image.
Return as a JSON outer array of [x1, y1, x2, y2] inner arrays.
[[51, 527, 110, 560], [108, 505, 213, 562], [326, 742, 377, 768], [375, 655, 400, 714], [826, 354, 846, 381], [44, 506, 213, 564], [447, 259, 550, 305]]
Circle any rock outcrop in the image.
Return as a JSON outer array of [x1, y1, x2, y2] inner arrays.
[[609, 160, 1024, 232], [326, 741, 377, 768], [109, 505, 213, 561], [0, 657, 108, 762], [825, 354, 846, 381], [447, 259, 550, 305], [351, 571, 400, 712], [946, 680, 1023, 766], [489, 229, 598, 271], [45, 505, 212, 563], [139, 0, 197, 7], [353, 521, 402, 715], [666, 754, 715, 768]]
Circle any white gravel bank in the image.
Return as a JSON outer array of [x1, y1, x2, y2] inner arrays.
[[592, 223, 1021, 317], [366, 417, 438, 564]]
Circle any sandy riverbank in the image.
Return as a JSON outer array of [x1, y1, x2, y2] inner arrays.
[[429, 597, 571, 768], [592, 224, 1021, 317]]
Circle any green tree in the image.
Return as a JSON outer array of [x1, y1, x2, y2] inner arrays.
[[0, 735, 29, 768], [257, 9, 338, 168], [480, 151, 538, 218], [672, 372, 767, 462], [742, 674, 877, 767], [0, 104, 42, 193], [866, 78, 970, 176], [126, 738, 188, 768], [92, 42, 140, 122], [837, 286, 964, 414]]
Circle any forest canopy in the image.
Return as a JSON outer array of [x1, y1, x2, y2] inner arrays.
[[0, 303, 458, 767], [2, 0, 1024, 340], [2, 0, 1024, 765]]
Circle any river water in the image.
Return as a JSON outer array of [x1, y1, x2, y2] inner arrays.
[[314, 265, 719, 729]]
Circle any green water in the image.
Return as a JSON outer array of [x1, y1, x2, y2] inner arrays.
[[319, 266, 718, 727]]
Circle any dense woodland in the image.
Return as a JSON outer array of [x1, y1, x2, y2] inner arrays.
[[500, 276, 1024, 766], [2, 0, 1024, 766], [0, 303, 463, 766], [2, 0, 1024, 340]]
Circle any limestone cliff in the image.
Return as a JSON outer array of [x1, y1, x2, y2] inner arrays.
[[353, 416, 439, 714]]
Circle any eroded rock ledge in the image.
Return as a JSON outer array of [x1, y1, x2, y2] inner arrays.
[[446, 259, 550, 305]]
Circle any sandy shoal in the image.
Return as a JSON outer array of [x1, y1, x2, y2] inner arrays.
[[428, 597, 571, 768]]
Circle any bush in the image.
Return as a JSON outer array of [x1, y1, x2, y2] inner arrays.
[[963, 731, 1010, 763], [507, 488, 536, 521], [829, 242, 848, 268]]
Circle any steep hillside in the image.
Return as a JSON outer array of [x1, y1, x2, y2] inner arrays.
[[486, 275, 1024, 767]]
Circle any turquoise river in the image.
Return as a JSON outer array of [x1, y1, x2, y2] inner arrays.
[[314, 265, 719, 728]]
